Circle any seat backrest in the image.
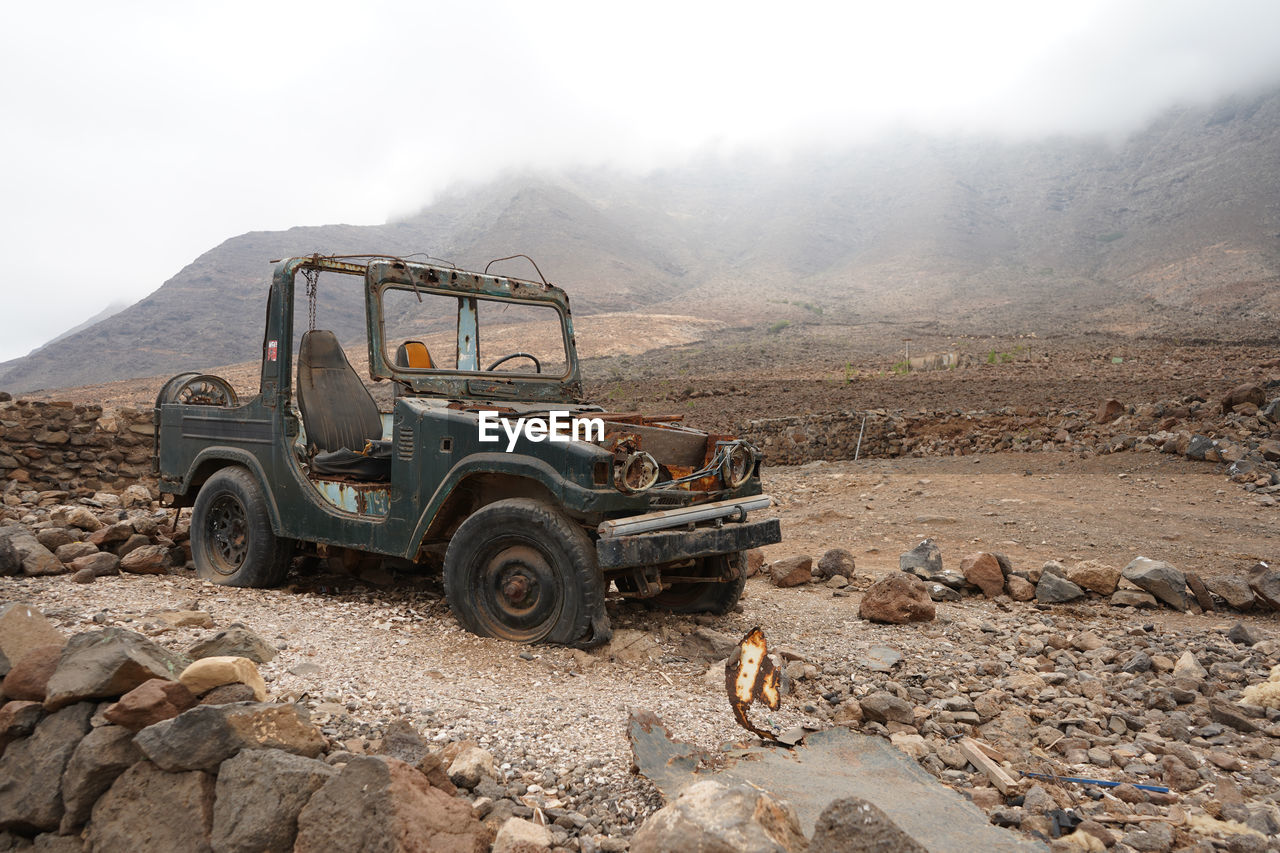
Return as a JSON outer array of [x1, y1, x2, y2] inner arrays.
[[296, 330, 383, 453], [395, 340, 434, 369]]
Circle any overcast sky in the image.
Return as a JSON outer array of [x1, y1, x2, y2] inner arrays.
[[3, 0, 1280, 365]]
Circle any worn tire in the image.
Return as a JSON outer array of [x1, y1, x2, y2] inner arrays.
[[191, 466, 292, 587], [444, 498, 610, 647], [648, 552, 746, 615]]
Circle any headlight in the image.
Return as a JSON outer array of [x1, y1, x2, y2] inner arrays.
[[721, 442, 754, 488], [616, 451, 660, 494]]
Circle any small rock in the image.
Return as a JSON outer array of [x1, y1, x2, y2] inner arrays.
[[1067, 561, 1120, 596], [68, 552, 120, 577], [198, 683, 259, 705], [178, 656, 267, 701], [1172, 651, 1207, 681], [1005, 576, 1035, 601], [186, 625, 278, 664], [1227, 622, 1260, 646], [494, 817, 553, 853], [1247, 562, 1280, 611], [1111, 589, 1158, 608], [448, 746, 496, 789], [810, 796, 927, 853], [1, 645, 64, 702], [858, 692, 914, 725], [1095, 399, 1124, 424], [157, 611, 213, 629], [861, 646, 902, 672]]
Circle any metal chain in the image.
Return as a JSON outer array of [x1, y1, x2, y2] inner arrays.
[[302, 267, 318, 331]]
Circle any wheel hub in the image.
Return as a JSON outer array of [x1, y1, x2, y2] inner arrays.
[[207, 495, 248, 573]]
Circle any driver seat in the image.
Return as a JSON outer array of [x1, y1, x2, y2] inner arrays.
[[296, 329, 391, 480]]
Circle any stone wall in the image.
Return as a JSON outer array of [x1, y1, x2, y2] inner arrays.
[[0, 401, 155, 503]]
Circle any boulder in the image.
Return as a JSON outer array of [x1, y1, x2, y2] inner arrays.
[[1, 644, 64, 701], [1221, 383, 1266, 414], [54, 541, 99, 563], [1036, 573, 1086, 604], [815, 548, 856, 581], [199, 683, 259, 705], [86, 761, 215, 853], [63, 506, 103, 532], [0, 702, 93, 833], [0, 530, 18, 577], [1248, 562, 1280, 611], [178, 656, 267, 701], [768, 555, 813, 588], [810, 796, 928, 853], [186, 625, 278, 664], [493, 817, 553, 853], [58, 724, 143, 832], [1067, 561, 1121, 596], [858, 692, 914, 726], [1204, 575, 1255, 610], [0, 701, 43, 753], [2, 530, 64, 577], [0, 604, 64, 669], [859, 575, 936, 624], [294, 756, 489, 853], [1094, 399, 1124, 424], [43, 627, 188, 711], [104, 678, 198, 731], [135, 702, 324, 772], [1122, 557, 1188, 610], [1005, 575, 1035, 601], [35, 528, 77, 552], [121, 484, 153, 508], [959, 552, 1004, 598], [448, 745, 497, 790], [211, 748, 336, 853], [68, 551, 120, 577], [1111, 589, 1158, 608], [631, 779, 807, 853], [906, 540, 947, 581], [119, 544, 171, 574], [87, 521, 133, 548]]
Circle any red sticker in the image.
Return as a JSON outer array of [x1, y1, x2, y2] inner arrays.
[[267, 340, 278, 361]]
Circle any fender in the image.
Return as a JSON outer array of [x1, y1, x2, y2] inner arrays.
[[178, 447, 284, 534], [405, 452, 595, 558]]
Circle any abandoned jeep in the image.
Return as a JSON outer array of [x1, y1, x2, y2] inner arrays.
[[153, 255, 780, 646]]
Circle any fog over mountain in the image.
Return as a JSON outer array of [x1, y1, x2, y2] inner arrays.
[[2, 84, 1277, 393]]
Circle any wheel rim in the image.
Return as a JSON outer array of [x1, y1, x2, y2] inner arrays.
[[472, 541, 562, 642], [206, 494, 248, 574]]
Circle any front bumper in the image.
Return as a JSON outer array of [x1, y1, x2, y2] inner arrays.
[[595, 516, 781, 570]]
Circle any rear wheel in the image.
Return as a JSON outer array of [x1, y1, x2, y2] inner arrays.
[[191, 467, 292, 587], [648, 553, 745, 614], [444, 498, 610, 647]]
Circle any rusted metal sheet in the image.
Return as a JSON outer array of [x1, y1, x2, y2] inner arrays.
[[627, 714, 1047, 851], [312, 478, 390, 518], [726, 627, 781, 741]]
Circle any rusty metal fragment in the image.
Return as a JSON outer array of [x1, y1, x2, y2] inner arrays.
[[725, 627, 781, 741]]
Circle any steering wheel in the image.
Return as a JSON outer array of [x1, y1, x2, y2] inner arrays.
[[485, 352, 541, 373]]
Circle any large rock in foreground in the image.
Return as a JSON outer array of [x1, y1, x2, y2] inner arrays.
[[87, 761, 215, 853], [43, 627, 188, 711], [810, 796, 928, 853], [293, 756, 489, 853], [212, 749, 336, 853], [631, 779, 808, 853], [135, 702, 326, 772], [859, 575, 936, 624], [0, 703, 93, 833]]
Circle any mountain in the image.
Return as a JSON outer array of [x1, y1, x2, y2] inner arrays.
[[3, 86, 1279, 393]]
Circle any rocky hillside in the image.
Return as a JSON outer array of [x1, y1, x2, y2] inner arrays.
[[3, 86, 1279, 393]]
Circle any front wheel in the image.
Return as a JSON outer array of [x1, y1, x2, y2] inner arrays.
[[191, 467, 292, 587], [444, 499, 610, 647], [648, 553, 745, 614]]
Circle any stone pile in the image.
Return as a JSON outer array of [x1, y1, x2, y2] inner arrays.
[[760, 540, 1280, 619], [0, 489, 190, 583]]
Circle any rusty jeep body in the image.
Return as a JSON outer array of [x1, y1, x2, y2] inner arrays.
[[153, 255, 779, 647]]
